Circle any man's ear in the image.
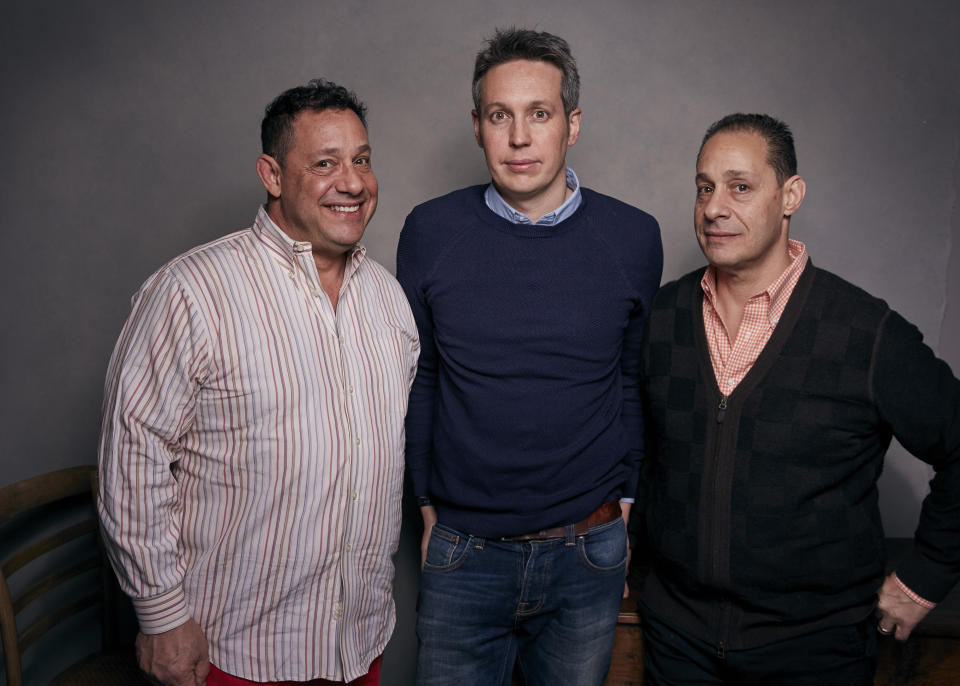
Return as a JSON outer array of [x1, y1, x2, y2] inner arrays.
[[472, 110, 483, 148], [256, 154, 282, 198], [566, 107, 582, 147], [782, 174, 806, 217]]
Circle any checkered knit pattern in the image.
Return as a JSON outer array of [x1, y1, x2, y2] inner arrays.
[[639, 262, 960, 651]]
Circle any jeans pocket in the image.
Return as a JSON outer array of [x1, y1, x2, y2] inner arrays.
[[423, 524, 474, 572], [577, 518, 628, 572]]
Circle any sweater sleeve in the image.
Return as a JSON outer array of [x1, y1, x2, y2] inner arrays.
[[621, 219, 664, 501], [872, 310, 960, 603], [396, 212, 436, 498]]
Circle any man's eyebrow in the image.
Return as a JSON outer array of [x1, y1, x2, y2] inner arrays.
[[484, 100, 554, 112], [312, 143, 371, 156], [697, 169, 755, 181]]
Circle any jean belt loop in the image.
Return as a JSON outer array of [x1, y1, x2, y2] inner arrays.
[[473, 535, 485, 550], [564, 523, 576, 546]]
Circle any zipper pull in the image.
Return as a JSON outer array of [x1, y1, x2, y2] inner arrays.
[[717, 395, 727, 423]]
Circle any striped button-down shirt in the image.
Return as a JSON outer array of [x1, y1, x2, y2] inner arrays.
[[98, 207, 419, 682]]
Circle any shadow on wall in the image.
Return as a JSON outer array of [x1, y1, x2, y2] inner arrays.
[[877, 440, 934, 539], [381, 475, 424, 686]]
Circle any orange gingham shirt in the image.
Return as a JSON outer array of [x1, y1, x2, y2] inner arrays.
[[700, 238, 934, 608], [701, 239, 808, 397]]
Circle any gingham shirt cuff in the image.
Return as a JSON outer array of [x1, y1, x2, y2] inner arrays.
[[895, 573, 937, 609], [132, 585, 191, 634]]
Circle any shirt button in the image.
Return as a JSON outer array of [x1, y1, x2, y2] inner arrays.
[[345, 543, 352, 552], [312, 287, 322, 297], [354, 438, 360, 446], [352, 491, 359, 500], [286, 270, 295, 279], [348, 385, 354, 394]]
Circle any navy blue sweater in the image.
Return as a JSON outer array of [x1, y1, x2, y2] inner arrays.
[[396, 185, 662, 537]]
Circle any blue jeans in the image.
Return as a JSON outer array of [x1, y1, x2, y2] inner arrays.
[[415, 517, 627, 686]]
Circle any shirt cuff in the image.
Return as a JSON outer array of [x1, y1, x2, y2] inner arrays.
[[895, 572, 937, 609], [619, 498, 635, 504], [132, 585, 191, 634]]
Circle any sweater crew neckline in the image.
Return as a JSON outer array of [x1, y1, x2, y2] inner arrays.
[[468, 184, 591, 238]]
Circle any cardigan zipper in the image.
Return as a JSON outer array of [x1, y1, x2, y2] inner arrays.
[[713, 394, 731, 657]]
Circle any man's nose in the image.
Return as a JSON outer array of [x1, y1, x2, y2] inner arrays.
[[337, 164, 364, 195], [703, 190, 729, 220], [509, 119, 531, 147]]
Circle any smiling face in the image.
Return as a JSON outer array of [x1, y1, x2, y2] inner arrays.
[[695, 130, 804, 281], [257, 108, 377, 262], [473, 59, 581, 221]]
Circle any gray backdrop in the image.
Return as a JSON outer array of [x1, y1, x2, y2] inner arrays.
[[1, 1, 958, 683]]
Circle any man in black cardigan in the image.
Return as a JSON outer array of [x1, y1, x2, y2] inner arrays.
[[637, 113, 960, 685]]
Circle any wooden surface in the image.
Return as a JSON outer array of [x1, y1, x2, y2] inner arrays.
[[605, 604, 643, 685]]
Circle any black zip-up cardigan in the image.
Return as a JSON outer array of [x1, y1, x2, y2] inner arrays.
[[638, 261, 960, 651]]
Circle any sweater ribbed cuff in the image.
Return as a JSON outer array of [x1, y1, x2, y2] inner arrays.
[[132, 585, 190, 634], [895, 545, 958, 605], [894, 573, 937, 609]]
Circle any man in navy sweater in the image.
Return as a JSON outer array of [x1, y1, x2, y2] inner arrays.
[[638, 113, 960, 684], [397, 28, 663, 686]]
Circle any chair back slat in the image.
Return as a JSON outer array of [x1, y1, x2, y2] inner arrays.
[[0, 466, 101, 686], [0, 466, 94, 522], [17, 592, 100, 653], [1, 520, 97, 577], [13, 557, 99, 614]]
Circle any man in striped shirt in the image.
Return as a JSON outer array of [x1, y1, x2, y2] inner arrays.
[[98, 80, 419, 686], [638, 113, 960, 684]]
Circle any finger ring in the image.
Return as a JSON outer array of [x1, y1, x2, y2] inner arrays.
[[877, 621, 894, 635]]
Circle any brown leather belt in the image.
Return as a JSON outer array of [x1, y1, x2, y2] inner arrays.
[[500, 501, 622, 541]]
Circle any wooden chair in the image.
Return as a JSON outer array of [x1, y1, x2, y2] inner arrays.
[[0, 465, 149, 685]]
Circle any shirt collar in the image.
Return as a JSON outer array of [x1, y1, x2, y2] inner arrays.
[[253, 206, 366, 280], [701, 239, 809, 327], [484, 167, 582, 226]]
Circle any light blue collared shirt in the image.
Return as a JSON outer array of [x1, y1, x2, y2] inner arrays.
[[484, 168, 582, 226]]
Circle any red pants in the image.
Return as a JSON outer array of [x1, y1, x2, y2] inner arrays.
[[207, 656, 382, 686]]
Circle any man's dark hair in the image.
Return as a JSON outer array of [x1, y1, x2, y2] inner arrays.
[[699, 113, 798, 185], [261, 79, 367, 165], [472, 28, 580, 117]]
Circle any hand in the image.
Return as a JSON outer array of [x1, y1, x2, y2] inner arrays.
[[136, 618, 210, 686], [620, 501, 632, 599], [420, 504, 438, 572], [876, 573, 932, 641]]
